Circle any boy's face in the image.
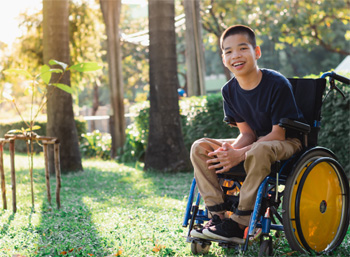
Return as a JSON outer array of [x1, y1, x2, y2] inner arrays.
[[222, 33, 261, 78]]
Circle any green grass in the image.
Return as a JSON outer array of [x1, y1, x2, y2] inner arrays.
[[0, 153, 349, 256]]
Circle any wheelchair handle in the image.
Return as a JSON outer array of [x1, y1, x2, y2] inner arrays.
[[321, 71, 350, 85], [321, 71, 349, 99]]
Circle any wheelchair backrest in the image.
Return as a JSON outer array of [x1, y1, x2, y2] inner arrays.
[[288, 78, 326, 147]]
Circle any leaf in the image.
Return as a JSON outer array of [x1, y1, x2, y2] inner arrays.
[[51, 83, 73, 94], [38, 65, 63, 84], [116, 248, 123, 256], [3, 69, 32, 79], [152, 244, 165, 252], [60, 251, 67, 255], [69, 62, 103, 72], [49, 59, 68, 70], [40, 65, 51, 84], [50, 68, 64, 73], [7, 129, 23, 134], [105, 249, 123, 257], [25, 125, 41, 131]]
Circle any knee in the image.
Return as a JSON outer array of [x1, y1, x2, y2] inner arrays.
[[190, 138, 209, 159], [246, 142, 275, 163]]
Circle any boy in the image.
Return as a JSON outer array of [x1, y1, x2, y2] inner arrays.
[[190, 25, 303, 243]]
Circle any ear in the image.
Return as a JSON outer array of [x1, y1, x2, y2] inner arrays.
[[222, 53, 228, 67], [255, 46, 261, 59]]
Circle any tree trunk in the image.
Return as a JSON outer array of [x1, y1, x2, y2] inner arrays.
[[91, 82, 99, 132], [43, 0, 83, 173], [184, 0, 206, 96], [145, 0, 192, 172], [100, 0, 125, 158]]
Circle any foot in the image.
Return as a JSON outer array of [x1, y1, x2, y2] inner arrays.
[[202, 218, 245, 244], [190, 214, 222, 239]]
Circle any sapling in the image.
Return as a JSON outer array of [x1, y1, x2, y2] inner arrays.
[[1, 60, 102, 210]]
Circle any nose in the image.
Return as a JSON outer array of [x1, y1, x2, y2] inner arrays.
[[231, 50, 242, 59]]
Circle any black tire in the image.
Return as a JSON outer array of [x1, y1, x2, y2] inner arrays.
[[259, 237, 273, 256], [191, 241, 210, 255], [282, 148, 350, 254]]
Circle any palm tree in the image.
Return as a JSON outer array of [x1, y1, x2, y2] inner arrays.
[[145, 0, 192, 172], [184, 0, 206, 96], [43, 0, 83, 172], [100, 0, 125, 158]]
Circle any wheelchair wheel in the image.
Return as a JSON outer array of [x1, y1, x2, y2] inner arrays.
[[258, 236, 273, 256], [191, 241, 211, 254], [282, 149, 350, 254]]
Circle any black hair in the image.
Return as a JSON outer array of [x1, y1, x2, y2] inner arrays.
[[220, 25, 256, 50]]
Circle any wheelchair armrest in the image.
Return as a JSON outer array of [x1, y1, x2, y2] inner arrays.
[[279, 118, 310, 134]]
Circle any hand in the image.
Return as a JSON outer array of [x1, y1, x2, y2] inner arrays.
[[207, 142, 245, 174]]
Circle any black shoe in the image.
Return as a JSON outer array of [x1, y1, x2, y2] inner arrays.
[[202, 218, 245, 244], [190, 214, 222, 239]]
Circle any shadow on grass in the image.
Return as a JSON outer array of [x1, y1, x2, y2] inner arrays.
[[23, 160, 194, 256], [0, 213, 15, 235], [34, 198, 107, 256], [0, 153, 112, 256]]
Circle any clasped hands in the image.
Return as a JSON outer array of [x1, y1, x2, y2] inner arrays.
[[207, 142, 244, 174]]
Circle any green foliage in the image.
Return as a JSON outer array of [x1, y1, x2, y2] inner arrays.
[[319, 84, 350, 174], [120, 94, 239, 162], [80, 130, 111, 160], [118, 102, 150, 163], [0, 118, 87, 153], [181, 94, 239, 150]]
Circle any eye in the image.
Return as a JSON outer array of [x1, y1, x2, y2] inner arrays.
[[225, 51, 231, 55], [240, 47, 248, 51]]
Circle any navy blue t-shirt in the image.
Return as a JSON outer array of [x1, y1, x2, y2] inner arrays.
[[222, 69, 304, 137]]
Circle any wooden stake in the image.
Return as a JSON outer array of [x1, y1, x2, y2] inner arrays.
[[2, 135, 61, 211], [43, 143, 51, 205], [9, 139, 16, 213], [54, 142, 61, 209], [27, 140, 34, 208], [0, 143, 7, 210]]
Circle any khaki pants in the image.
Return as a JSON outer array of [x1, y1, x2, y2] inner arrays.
[[190, 137, 301, 226]]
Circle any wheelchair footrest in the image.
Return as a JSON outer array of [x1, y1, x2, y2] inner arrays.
[[186, 235, 242, 248]]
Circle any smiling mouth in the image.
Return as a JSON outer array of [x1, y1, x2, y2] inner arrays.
[[233, 62, 244, 67]]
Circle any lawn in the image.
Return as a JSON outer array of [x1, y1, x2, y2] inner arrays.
[[0, 153, 349, 256]]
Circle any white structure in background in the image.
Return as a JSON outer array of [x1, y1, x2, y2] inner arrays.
[[335, 56, 350, 72], [120, 14, 185, 46]]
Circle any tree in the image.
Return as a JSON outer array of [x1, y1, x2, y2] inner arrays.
[[200, 0, 349, 78], [145, 0, 192, 172], [43, 0, 83, 172], [100, 0, 125, 158], [184, 0, 206, 96], [258, 0, 350, 56]]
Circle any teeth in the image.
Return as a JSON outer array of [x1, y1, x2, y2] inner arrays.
[[233, 62, 244, 67]]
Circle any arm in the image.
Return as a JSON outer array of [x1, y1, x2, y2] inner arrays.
[[232, 122, 257, 149], [207, 124, 285, 173], [257, 124, 285, 142]]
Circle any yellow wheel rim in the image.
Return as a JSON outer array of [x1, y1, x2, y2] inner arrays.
[[296, 161, 343, 252]]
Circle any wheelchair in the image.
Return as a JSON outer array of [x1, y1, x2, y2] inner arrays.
[[182, 71, 350, 256]]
